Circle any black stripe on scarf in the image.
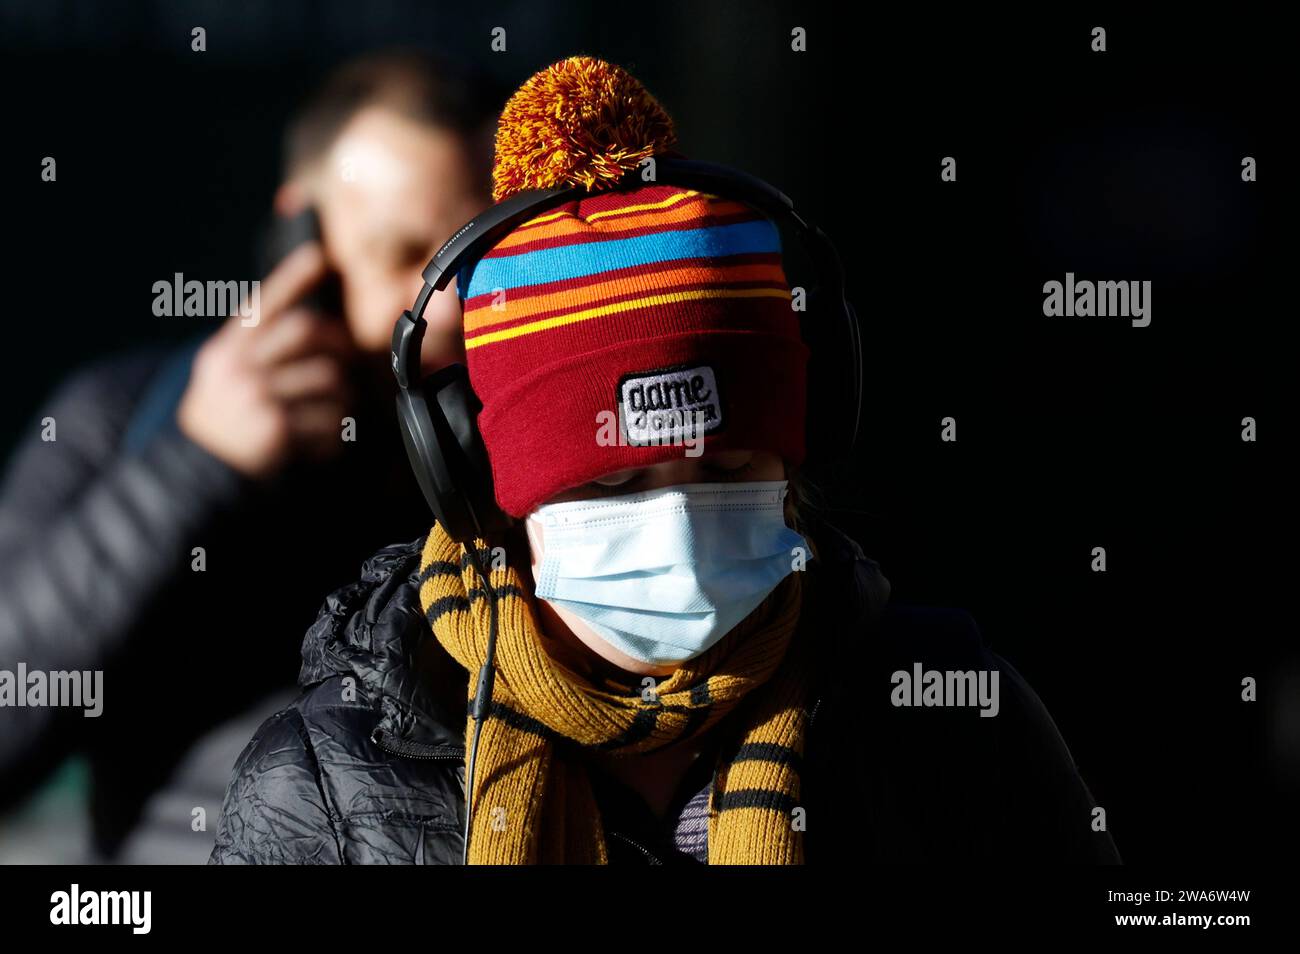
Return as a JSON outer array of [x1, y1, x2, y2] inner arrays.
[[714, 788, 799, 814], [417, 560, 461, 584], [633, 681, 715, 751], [732, 741, 804, 775], [463, 696, 558, 742], [459, 547, 498, 571], [415, 545, 500, 587], [424, 584, 524, 624], [677, 683, 714, 741], [592, 706, 659, 751], [596, 679, 719, 752]]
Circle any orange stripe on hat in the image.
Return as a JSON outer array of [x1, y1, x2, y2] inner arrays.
[[464, 262, 789, 331], [489, 195, 754, 253]]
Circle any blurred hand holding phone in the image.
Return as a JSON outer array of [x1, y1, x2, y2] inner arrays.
[[175, 207, 358, 479], [256, 207, 344, 315]]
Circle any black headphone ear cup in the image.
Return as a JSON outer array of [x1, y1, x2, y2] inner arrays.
[[792, 227, 862, 472], [788, 293, 855, 470], [395, 382, 472, 542], [798, 300, 838, 470], [395, 364, 508, 543], [427, 365, 510, 537]]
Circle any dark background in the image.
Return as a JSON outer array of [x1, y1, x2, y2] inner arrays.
[[1, 2, 1291, 863]]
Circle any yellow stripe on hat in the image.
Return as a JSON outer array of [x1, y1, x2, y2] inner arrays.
[[463, 286, 791, 350], [585, 190, 709, 222]]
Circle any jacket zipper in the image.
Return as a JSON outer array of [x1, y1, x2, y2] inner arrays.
[[370, 727, 466, 761], [606, 830, 664, 865]]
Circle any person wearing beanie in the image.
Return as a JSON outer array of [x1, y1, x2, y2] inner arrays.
[[211, 58, 1120, 866]]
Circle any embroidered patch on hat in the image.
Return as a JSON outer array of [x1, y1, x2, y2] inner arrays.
[[617, 364, 724, 446]]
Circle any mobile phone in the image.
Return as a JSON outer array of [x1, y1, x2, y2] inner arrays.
[[256, 206, 344, 315]]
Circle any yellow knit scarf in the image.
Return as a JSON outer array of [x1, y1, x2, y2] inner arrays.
[[417, 521, 814, 864]]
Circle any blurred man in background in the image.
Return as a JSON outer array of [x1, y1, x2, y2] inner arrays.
[[0, 51, 498, 862]]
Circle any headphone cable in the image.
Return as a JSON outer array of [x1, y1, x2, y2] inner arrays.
[[461, 540, 499, 866]]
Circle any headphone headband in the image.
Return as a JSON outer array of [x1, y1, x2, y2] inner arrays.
[[392, 158, 864, 543]]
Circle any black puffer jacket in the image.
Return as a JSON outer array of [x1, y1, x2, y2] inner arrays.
[[210, 520, 1121, 865], [0, 344, 430, 857]]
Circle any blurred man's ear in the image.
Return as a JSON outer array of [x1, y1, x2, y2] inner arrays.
[[273, 179, 311, 217]]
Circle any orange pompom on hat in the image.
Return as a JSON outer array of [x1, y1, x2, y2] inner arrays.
[[461, 57, 808, 517]]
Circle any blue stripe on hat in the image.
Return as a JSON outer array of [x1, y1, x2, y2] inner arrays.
[[461, 219, 782, 300]]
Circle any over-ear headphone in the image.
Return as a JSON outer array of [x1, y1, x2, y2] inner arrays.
[[390, 157, 863, 865], [392, 156, 864, 546]]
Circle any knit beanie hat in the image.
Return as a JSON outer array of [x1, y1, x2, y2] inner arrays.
[[462, 56, 808, 517]]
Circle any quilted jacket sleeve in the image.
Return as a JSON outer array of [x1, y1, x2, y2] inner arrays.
[[0, 348, 247, 803], [208, 706, 344, 865]]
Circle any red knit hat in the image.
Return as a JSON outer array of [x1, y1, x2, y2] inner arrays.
[[463, 57, 808, 517]]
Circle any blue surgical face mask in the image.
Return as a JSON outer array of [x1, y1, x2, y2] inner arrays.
[[529, 480, 809, 666]]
